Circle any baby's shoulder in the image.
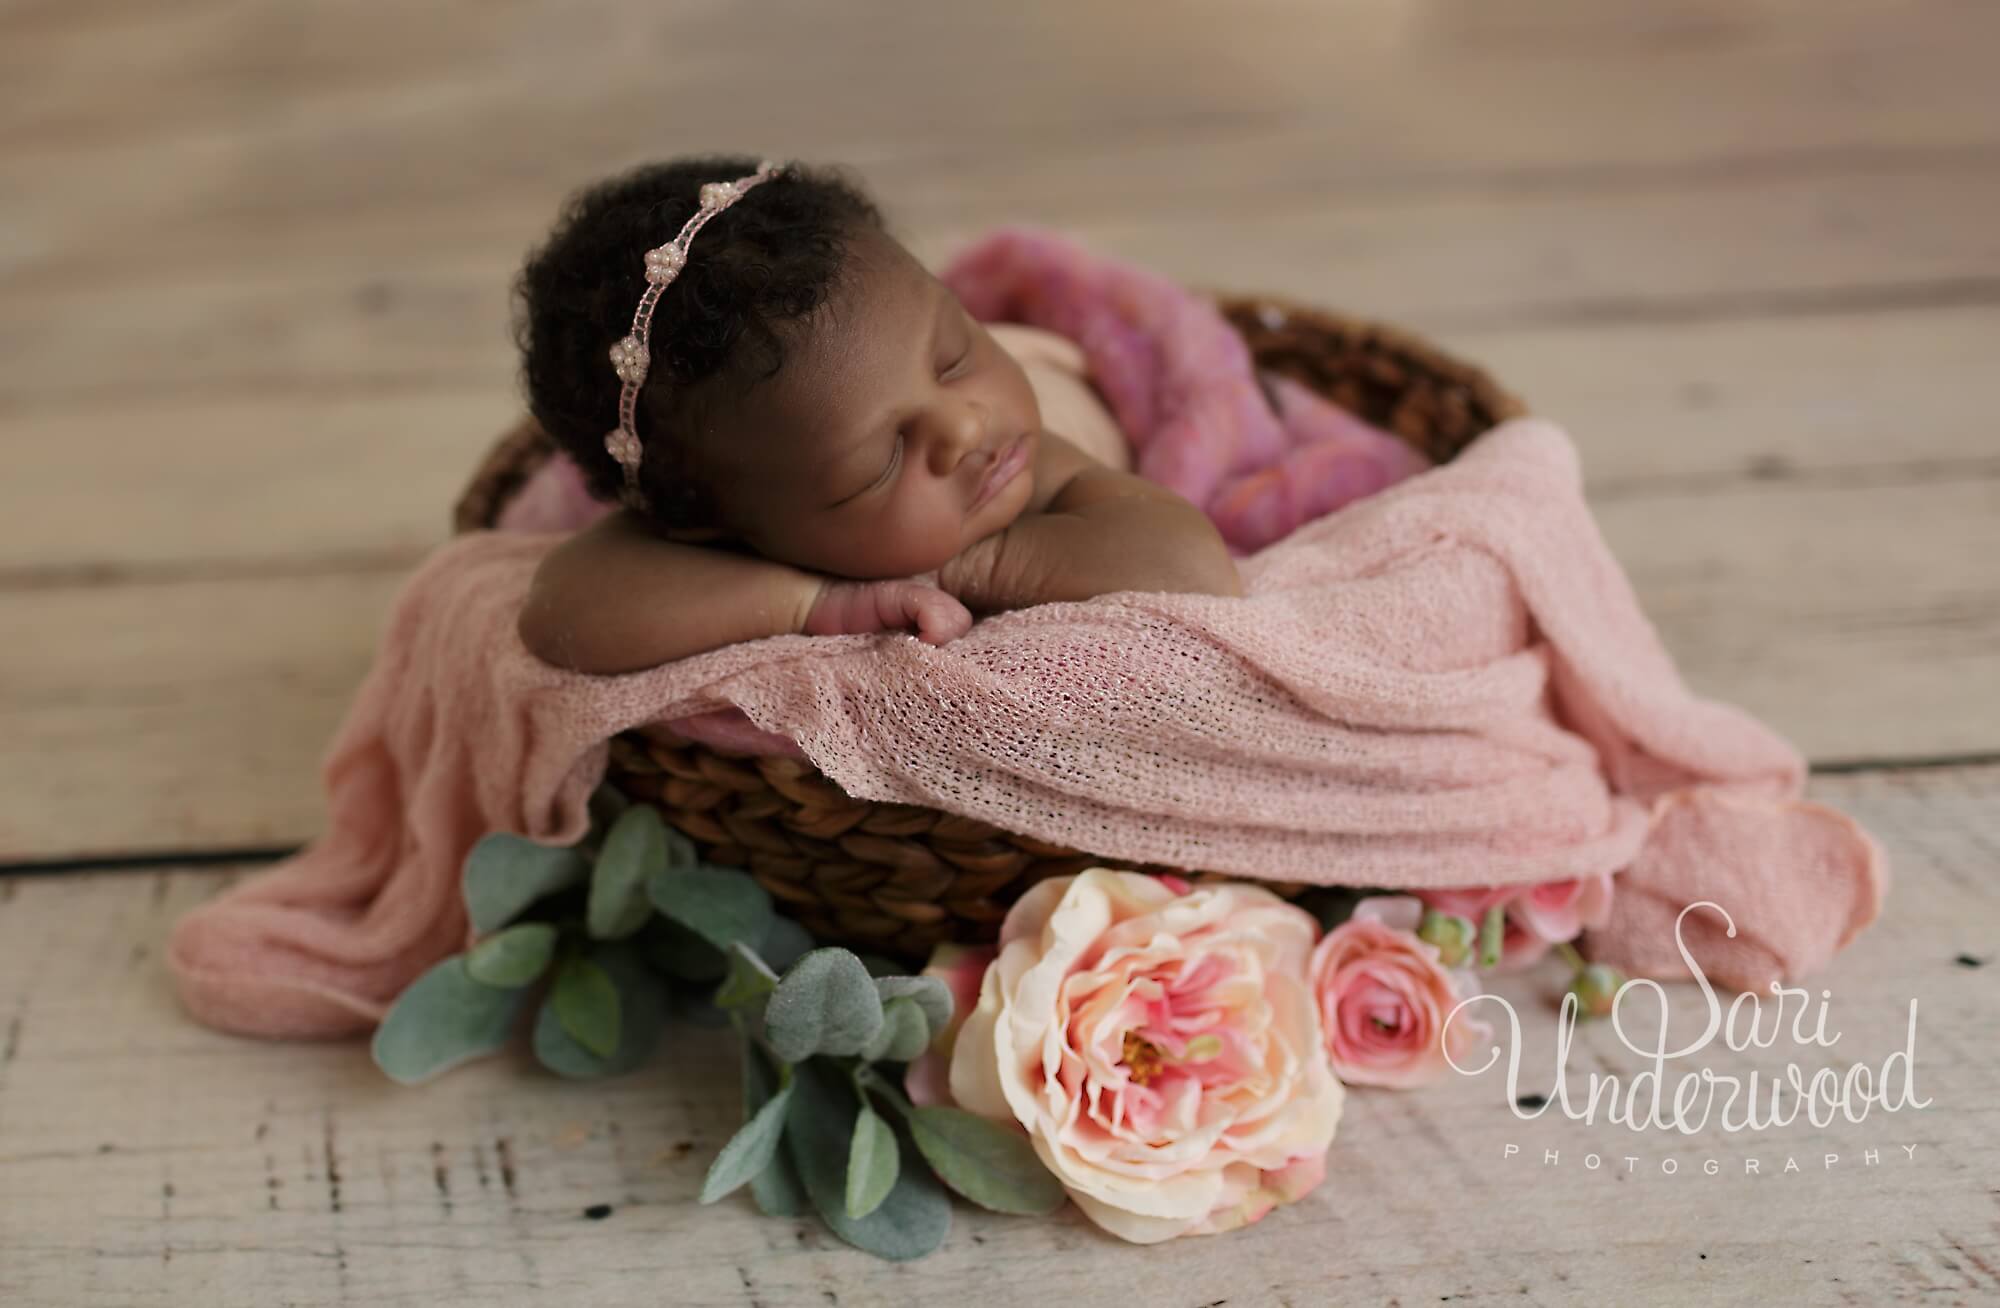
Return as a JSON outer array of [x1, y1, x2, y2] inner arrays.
[[992, 325, 1133, 475], [987, 322, 1088, 376]]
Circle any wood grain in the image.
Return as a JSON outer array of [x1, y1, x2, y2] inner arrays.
[[0, 767, 1992, 1306], [9, 301, 1998, 580], [10, 164, 1998, 414]]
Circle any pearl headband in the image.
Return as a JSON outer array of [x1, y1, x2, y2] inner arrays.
[[604, 158, 786, 511]]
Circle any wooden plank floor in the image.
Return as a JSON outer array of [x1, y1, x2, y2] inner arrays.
[[2, 2, 1996, 1303]]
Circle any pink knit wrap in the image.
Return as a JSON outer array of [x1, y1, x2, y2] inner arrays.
[[167, 228, 1886, 1040]]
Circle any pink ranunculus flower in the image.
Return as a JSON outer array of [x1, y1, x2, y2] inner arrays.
[[1413, 883, 1539, 969], [1411, 885, 1516, 921], [1310, 895, 1492, 1088], [1510, 873, 1615, 948], [1414, 874, 1618, 971], [939, 867, 1345, 1244], [1492, 872, 1618, 970]]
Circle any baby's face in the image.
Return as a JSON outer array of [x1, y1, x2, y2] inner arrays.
[[691, 225, 1043, 580]]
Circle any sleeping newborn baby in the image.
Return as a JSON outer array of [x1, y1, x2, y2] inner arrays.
[[512, 155, 1242, 675]]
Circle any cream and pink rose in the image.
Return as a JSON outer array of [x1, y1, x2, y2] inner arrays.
[[911, 868, 1344, 1244], [1309, 895, 1491, 1088]]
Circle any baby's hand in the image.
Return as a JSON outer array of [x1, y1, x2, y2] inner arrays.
[[802, 576, 973, 645]]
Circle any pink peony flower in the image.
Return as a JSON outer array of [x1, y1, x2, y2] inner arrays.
[[929, 868, 1345, 1244], [1310, 897, 1491, 1088]]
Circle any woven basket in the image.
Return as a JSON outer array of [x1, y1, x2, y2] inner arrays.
[[454, 288, 1527, 965]]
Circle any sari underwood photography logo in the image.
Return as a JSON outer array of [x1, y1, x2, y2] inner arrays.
[[1442, 901, 1932, 1178]]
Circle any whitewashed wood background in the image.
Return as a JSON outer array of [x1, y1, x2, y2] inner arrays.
[[2, 2, 1995, 1304]]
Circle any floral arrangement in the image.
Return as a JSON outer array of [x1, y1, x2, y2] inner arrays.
[[374, 785, 1624, 1259]]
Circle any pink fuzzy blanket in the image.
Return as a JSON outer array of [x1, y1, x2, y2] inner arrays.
[[167, 228, 1887, 1040]]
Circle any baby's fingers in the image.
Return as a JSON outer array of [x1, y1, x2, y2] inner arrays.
[[908, 588, 972, 645]]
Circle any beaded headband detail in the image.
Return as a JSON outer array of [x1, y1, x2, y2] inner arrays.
[[604, 158, 786, 511]]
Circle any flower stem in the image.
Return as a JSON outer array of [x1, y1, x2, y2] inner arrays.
[[1479, 904, 1506, 969], [1554, 939, 1587, 972]]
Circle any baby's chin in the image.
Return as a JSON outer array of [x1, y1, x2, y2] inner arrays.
[[982, 489, 1033, 533], [950, 493, 1030, 559]]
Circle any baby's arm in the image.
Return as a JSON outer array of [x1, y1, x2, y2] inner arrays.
[[517, 511, 824, 674], [937, 432, 1244, 613], [518, 511, 970, 674]]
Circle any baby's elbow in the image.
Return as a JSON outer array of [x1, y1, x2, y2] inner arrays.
[[1210, 561, 1247, 598], [1164, 555, 1244, 599], [1144, 507, 1244, 599], [516, 573, 612, 674], [516, 585, 578, 671], [1141, 528, 1244, 600], [1084, 554, 1242, 602]]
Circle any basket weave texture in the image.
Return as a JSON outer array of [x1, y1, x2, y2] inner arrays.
[[454, 291, 1527, 964]]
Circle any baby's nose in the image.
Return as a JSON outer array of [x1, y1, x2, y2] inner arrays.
[[925, 397, 987, 466]]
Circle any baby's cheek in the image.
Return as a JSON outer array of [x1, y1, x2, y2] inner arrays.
[[836, 506, 959, 580]]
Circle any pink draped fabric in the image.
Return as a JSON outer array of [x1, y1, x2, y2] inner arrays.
[[166, 228, 1886, 1039]]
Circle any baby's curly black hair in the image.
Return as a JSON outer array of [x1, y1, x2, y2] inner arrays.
[[512, 153, 887, 532]]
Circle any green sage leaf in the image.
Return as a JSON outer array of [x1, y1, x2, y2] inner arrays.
[[642, 916, 728, 983], [764, 947, 884, 1064], [531, 944, 667, 1079], [909, 1104, 1068, 1216], [785, 1059, 949, 1261], [845, 1100, 900, 1220], [715, 942, 780, 1014], [872, 975, 953, 1041], [372, 956, 530, 1086], [701, 1076, 794, 1205], [647, 863, 774, 955], [861, 996, 932, 1063], [550, 956, 621, 1059], [758, 913, 816, 972], [742, 1039, 808, 1216], [462, 834, 588, 934], [464, 922, 559, 988], [586, 783, 630, 841], [588, 805, 667, 940]]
